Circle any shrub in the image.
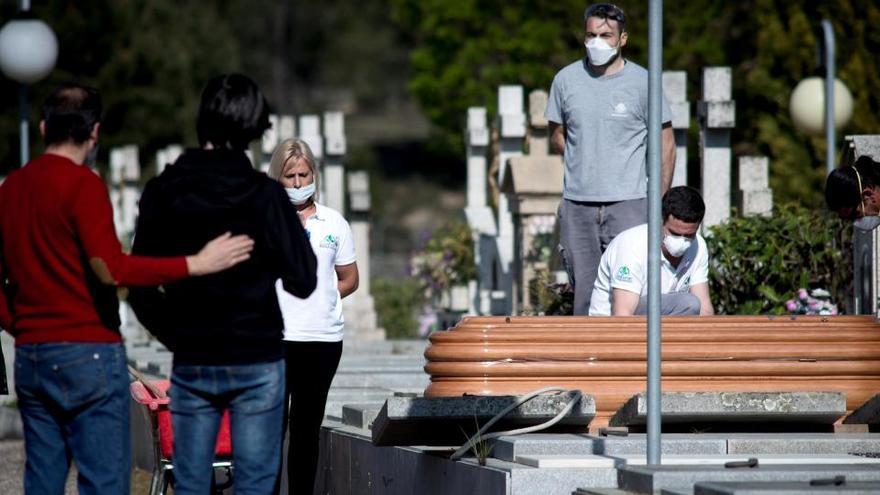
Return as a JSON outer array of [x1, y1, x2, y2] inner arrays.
[[373, 277, 425, 339], [705, 205, 852, 315], [409, 220, 476, 297]]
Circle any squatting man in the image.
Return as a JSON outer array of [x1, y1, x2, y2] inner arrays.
[[589, 186, 714, 316]]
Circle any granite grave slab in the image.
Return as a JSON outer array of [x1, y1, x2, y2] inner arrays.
[[371, 392, 595, 446], [694, 479, 880, 494], [619, 464, 880, 494], [610, 392, 846, 429]]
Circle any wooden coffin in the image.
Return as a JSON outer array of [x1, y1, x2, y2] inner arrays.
[[423, 315, 880, 427]]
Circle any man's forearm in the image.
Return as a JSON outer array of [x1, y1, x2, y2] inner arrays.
[[661, 126, 676, 194], [549, 122, 565, 154]]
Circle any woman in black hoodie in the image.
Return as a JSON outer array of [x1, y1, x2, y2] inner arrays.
[[129, 74, 316, 495]]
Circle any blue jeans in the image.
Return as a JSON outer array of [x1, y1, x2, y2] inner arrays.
[[15, 342, 130, 495], [170, 359, 285, 495]]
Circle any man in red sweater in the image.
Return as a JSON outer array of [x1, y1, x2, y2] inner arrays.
[[0, 83, 255, 494]]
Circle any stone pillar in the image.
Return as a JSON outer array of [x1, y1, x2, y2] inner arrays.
[[341, 171, 385, 340], [260, 114, 281, 174], [155, 144, 183, 177], [108, 145, 140, 241], [298, 114, 323, 164], [278, 115, 297, 142], [502, 90, 564, 314], [736, 156, 773, 217], [322, 111, 346, 213], [698, 67, 736, 230], [109, 145, 149, 344], [495, 85, 526, 315], [663, 71, 690, 187], [463, 107, 498, 315]]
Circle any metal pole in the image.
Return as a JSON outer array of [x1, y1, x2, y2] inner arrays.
[[647, 0, 664, 465], [19, 84, 28, 167], [18, 0, 30, 167], [821, 20, 835, 175]]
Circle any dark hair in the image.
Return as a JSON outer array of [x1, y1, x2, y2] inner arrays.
[[584, 3, 627, 33], [662, 186, 705, 223], [41, 83, 102, 146], [825, 156, 880, 211], [196, 74, 271, 150]]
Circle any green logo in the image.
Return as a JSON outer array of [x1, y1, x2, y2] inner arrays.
[[616, 265, 632, 282]]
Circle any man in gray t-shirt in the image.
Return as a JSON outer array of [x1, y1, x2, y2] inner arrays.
[[545, 3, 676, 315]]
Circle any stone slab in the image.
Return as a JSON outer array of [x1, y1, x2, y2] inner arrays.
[[619, 464, 880, 494], [515, 454, 616, 468], [509, 466, 618, 493], [492, 433, 727, 462], [371, 392, 595, 446], [610, 392, 846, 427], [694, 480, 880, 494], [612, 454, 880, 466], [341, 403, 384, 430], [724, 434, 880, 455]]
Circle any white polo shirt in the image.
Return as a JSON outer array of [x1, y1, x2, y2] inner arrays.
[[588, 223, 709, 316], [276, 203, 356, 342]]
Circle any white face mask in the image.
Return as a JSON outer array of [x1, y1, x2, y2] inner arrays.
[[285, 183, 315, 205], [585, 37, 618, 66], [663, 234, 692, 258]]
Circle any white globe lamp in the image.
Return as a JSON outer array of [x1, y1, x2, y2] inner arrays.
[[789, 76, 854, 137], [0, 12, 58, 167], [0, 18, 58, 84]]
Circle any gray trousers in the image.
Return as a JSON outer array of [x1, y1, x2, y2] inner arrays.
[[558, 198, 647, 315], [634, 292, 702, 316]]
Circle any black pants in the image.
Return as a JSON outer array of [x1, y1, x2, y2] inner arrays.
[[281, 340, 342, 495]]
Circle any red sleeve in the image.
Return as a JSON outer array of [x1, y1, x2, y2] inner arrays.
[[0, 184, 12, 331], [71, 173, 189, 286]]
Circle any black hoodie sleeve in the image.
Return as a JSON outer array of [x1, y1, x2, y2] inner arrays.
[[127, 182, 176, 350], [264, 182, 317, 298]]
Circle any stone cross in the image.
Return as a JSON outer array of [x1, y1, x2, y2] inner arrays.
[[154, 144, 182, 177], [108, 145, 140, 240], [736, 156, 773, 217], [494, 85, 526, 315], [322, 111, 346, 213], [663, 71, 690, 187], [463, 106, 497, 314], [502, 90, 564, 314], [341, 170, 385, 339], [698, 67, 736, 230]]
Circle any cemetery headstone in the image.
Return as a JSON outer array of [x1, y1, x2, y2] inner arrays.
[[698, 67, 736, 231]]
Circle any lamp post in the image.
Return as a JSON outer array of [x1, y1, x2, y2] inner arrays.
[[789, 19, 853, 176], [0, 1, 58, 167]]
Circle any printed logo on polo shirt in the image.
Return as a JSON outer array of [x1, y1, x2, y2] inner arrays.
[[611, 102, 628, 118], [616, 266, 632, 282], [319, 234, 338, 249]]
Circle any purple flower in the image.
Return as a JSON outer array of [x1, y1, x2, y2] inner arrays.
[[785, 300, 798, 312], [797, 288, 809, 300]]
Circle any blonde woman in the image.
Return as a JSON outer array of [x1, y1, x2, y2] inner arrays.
[[268, 138, 358, 494]]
